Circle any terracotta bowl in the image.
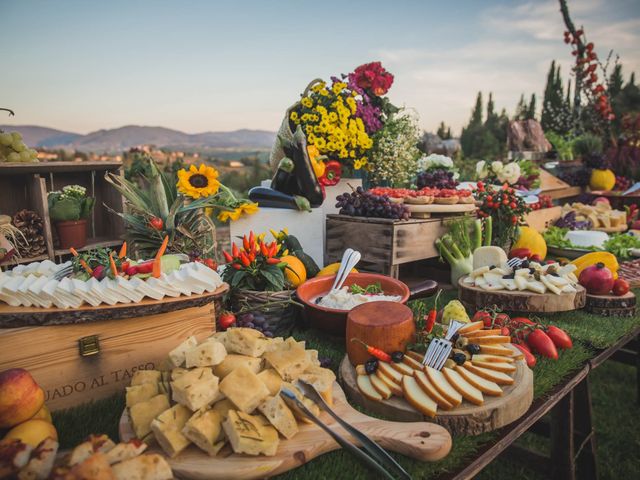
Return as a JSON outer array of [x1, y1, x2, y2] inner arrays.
[[296, 273, 437, 336]]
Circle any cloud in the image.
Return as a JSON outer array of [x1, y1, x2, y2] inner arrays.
[[375, 0, 640, 135]]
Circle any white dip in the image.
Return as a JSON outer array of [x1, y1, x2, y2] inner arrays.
[[317, 287, 402, 310]]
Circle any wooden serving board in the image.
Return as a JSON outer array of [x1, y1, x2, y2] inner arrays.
[[119, 383, 452, 480], [405, 203, 476, 214], [458, 277, 586, 313], [340, 348, 533, 436], [585, 291, 636, 317], [0, 285, 229, 327]]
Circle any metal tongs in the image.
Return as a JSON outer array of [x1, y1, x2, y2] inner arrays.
[[314, 248, 361, 304], [280, 380, 411, 480]]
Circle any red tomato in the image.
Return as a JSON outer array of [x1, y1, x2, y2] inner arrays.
[[527, 329, 558, 360], [493, 313, 511, 327], [218, 311, 236, 330], [612, 278, 630, 296], [501, 326, 511, 336], [149, 217, 164, 230], [513, 343, 536, 368], [472, 310, 493, 327], [545, 326, 573, 350]]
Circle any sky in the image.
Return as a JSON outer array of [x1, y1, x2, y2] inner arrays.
[[1, 0, 639, 136]]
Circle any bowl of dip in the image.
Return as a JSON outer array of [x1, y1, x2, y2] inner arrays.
[[296, 272, 437, 335]]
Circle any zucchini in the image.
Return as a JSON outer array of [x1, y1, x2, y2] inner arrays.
[[284, 234, 320, 277], [248, 187, 311, 211]]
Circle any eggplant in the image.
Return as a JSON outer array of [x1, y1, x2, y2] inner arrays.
[[284, 126, 325, 208], [248, 186, 311, 212], [270, 157, 297, 194]]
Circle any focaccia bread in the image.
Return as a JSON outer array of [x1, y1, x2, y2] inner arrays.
[[263, 343, 309, 382], [130, 394, 170, 440], [168, 336, 198, 368], [126, 383, 159, 408], [219, 365, 270, 413], [111, 453, 173, 480], [257, 395, 298, 440], [213, 354, 263, 379], [171, 367, 219, 411], [224, 328, 268, 357], [130, 370, 162, 386], [222, 410, 279, 456], [182, 410, 225, 457], [185, 339, 227, 368], [150, 404, 192, 458]]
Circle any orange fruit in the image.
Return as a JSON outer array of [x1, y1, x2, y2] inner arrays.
[[279, 255, 307, 287]]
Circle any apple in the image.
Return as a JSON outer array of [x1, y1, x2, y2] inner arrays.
[[29, 404, 52, 423], [0, 369, 45, 429], [1, 419, 58, 448]]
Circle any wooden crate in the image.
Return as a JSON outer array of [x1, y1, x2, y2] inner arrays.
[[0, 161, 125, 266], [325, 214, 457, 277], [0, 302, 216, 411]]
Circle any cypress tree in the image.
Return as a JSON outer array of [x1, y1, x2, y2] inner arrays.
[[609, 64, 624, 97], [471, 92, 483, 126], [515, 94, 527, 120], [526, 93, 537, 120]]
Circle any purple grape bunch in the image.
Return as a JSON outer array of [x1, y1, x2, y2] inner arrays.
[[335, 187, 410, 220], [416, 168, 458, 189], [236, 311, 275, 338]]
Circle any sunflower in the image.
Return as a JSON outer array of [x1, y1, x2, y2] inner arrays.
[[217, 208, 242, 223], [177, 164, 220, 199]]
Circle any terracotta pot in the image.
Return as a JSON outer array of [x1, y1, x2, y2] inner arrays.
[[56, 219, 87, 249], [296, 272, 437, 336]]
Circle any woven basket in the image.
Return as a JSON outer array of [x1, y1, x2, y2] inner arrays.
[[230, 289, 297, 337], [269, 78, 323, 170]]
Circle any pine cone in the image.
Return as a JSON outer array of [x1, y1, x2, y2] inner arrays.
[[12, 209, 47, 257]]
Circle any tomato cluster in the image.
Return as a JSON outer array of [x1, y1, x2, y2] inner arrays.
[[475, 182, 530, 225]]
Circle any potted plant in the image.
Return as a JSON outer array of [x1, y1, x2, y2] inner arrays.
[[48, 185, 95, 249], [221, 230, 303, 336]]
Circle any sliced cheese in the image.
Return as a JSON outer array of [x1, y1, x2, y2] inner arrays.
[[442, 367, 484, 405]]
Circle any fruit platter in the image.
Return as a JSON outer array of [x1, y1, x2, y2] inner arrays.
[[118, 330, 452, 479]]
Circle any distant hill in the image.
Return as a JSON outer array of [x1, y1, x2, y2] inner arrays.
[[0, 125, 276, 153]]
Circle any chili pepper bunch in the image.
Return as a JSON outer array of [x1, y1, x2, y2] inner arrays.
[[221, 231, 287, 291]]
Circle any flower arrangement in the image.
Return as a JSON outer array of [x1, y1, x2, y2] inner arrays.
[[475, 182, 531, 248], [475, 159, 540, 190], [286, 62, 397, 182], [416, 154, 460, 189], [221, 231, 287, 291], [106, 157, 257, 259], [48, 185, 95, 222], [367, 113, 421, 187]]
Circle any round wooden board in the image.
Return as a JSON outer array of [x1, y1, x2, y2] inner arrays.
[[0, 284, 229, 327], [119, 383, 452, 480], [340, 348, 534, 436], [458, 277, 586, 313], [585, 291, 636, 316], [405, 203, 476, 214], [547, 246, 592, 260]]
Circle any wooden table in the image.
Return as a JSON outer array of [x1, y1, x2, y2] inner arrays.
[[439, 326, 640, 480]]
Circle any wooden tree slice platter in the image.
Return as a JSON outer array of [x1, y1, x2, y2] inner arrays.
[[458, 277, 586, 313], [405, 203, 476, 214], [119, 382, 452, 480], [585, 291, 636, 317], [0, 284, 229, 327], [340, 348, 533, 436]]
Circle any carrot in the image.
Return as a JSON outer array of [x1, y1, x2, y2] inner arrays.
[[109, 252, 118, 277], [69, 247, 93, 275], [118, 242, 127, 259], [152, 235, 169, 278]]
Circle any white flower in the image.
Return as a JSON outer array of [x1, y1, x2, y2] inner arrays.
[[475, 160, 488, 179], [418, 154, 453, 172], [498, 163, 521, 185], [491, 161, 504, 174]]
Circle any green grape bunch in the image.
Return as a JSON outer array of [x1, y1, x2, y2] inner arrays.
[[0, 131, 39, 163]]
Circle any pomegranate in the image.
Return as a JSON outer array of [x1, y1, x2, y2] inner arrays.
[[578, 262, 614, 295]]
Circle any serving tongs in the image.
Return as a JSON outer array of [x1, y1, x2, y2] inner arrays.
[[314, 248, 361, 304], [280, 381, 411, 480]]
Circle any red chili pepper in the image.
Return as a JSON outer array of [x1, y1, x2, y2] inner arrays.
[[266, 257, 281, 265], [232, 263, 242, 270], [268, 242, 277, 257], [319, 161, 342, 186], [239, 252, 250, 267], [243, 235, 250, 252], [249, 231, 255, 248], [350, 338, 392, 362], [424, 289, 442, 333], [260, 242, 269, 257], [232, 243, 240, 258], [248, 251, 256, 262], [222, 250, 233, 263]]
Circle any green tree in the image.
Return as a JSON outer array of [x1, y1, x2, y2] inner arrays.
[[609, 64, 624, 97], [437, 121, 452, 139], [514, 94, 527, 120], [470, 92, 483, 126], [526, 93, 537, 120]]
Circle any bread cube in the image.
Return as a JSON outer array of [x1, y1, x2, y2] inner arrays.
[[182, 410, 225, 456], [17, 437, 57, 480], [224, 328, 268, 357], [258, 395, 298, 440], [171, 367, 220, 411], [185, 339, 227, 368], [130, 394, 170, 440], [130, 369, 162, 386], [170, 368, 189, 381], [257, 368, 283, 396], [126, 383, 159, 408], [213, 354, 263, 379], [299, 365, 336, 406], [219, 365, 270, 413], [305, 349, 320, 367], [112, 453, 173, 480], [222, 410, 279, 456], [210, 398, 236, 420], [264, 344, 309, 382], [150, 404, 192, 458], [168, 336, 198, 368]]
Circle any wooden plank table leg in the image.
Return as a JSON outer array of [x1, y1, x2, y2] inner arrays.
[[573, 377, 598, 480], [550, 391, 576, 480]]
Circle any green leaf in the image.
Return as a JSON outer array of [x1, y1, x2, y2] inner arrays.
[[49, 197, 81, 221], [260, 267, 285, 291], [231, 269, 247, 288]]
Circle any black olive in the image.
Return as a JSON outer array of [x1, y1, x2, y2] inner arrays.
[[550, 272, 560, 277], [502, 273, 515, 279], [450, 333, 460, 343], [489, 264, 496, 270], [391, 351, 404, 363], [521, 260, 530, 269], [364, 358, 379, 374], [466, 343, 481, 354], [529, 268, 536, 274], [452, 352, 466, 366]]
